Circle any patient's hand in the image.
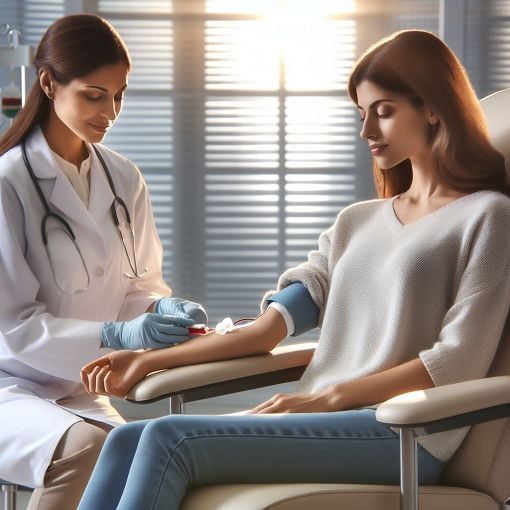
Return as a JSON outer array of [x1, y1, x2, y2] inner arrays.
[[81, 350, 150, 398], [249, 391, 340, 414]]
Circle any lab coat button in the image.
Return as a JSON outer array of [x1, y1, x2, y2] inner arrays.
[[93, 266, 104, 277]]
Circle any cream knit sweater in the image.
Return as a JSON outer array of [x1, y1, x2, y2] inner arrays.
[[276, 190, 510, 461]]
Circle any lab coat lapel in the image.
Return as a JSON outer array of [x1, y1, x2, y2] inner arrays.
[[49, 171, 91, 226], [24, 125, 58, 180], [24, 126, 110, 240], [47, 157, 110, 256], [25, 126, 87, 225]]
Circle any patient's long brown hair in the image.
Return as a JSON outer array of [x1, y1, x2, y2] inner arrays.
[[0, 14, 131, 155], [348, 30, 507, 198]]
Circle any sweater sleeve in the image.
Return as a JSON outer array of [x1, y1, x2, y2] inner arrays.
[[261, 221, 336, 325], [419, 209, 510, 387]]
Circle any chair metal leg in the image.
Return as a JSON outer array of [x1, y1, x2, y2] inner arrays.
[[169, 395, 185, 414], [1, 483, 16, 510], [400, 428, 418, 510]]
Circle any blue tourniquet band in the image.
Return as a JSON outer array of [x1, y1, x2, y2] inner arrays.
[[267, 282, 319, 336]]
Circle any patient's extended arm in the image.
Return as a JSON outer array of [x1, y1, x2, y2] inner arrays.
[[81, 307, 287, 398]]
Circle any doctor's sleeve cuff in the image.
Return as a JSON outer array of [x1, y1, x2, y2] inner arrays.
[[266, 282, 319, 337]]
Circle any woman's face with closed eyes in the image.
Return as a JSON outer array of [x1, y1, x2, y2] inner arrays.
[[356, 80, 436, 169]]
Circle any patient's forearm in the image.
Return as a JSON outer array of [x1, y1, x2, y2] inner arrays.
[[326, 358, 434, 410], [141, 308, 287, 373]]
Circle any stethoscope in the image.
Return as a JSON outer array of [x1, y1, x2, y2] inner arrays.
[[21, 141, 148, 295]]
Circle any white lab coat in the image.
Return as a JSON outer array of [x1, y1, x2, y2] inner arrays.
[[0, 126, 171, 487]]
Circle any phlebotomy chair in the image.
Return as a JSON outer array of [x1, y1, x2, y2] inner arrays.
[[126, 88, 510, 510]]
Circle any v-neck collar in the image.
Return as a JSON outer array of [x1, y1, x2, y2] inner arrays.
[[384, 191, 486, 233]]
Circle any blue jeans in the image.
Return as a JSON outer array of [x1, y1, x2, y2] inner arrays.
[[78, 409, 444, 510]]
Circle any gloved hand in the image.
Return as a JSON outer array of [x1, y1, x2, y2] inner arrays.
[[153, 297, 208, 325], [101, 313, 195, 350]]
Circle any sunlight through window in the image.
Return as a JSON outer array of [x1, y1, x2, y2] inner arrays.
[[205, 0, 357, 91]]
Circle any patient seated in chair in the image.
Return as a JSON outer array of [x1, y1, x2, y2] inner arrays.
[[78, 30, 510, 510]]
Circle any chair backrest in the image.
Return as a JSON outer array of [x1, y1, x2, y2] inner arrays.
[[440, 88, 510, 503]]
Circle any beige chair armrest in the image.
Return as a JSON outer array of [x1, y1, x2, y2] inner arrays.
[[126, 342, 316, 404], [376, 375, 510, 428]]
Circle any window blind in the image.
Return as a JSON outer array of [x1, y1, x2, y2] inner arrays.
[[0, 0, 64, 43], [95, 11, 176, 280], [95, 0, 443, 325], [4, 1, 507, 324], [465, 0, 510, 98], [202, 3, 360, 320], [162, 0, 438, 320]]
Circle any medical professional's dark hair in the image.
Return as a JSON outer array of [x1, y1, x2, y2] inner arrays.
[[0, 14, 131, 155], [348, 29, 507, 198]]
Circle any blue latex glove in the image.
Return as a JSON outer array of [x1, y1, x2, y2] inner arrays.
[[101, 313, 195, 350], [154, 297, 208, 325]]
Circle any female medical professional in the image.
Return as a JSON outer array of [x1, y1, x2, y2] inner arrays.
[[0, 14, 206, 510], [79, 30, 510, 510]]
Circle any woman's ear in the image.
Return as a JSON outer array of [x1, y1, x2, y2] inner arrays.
[[39, 69, 54, 100]]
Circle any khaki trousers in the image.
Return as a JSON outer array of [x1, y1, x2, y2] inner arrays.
[[27, 420, 112, 510]]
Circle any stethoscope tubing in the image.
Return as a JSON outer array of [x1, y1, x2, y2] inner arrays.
[[90, 144, 132, 226], [21, 139, 147, 284], [21, 140, 128, 240], [21, 142, 78, 244]]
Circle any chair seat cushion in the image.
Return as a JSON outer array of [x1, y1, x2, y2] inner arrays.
[[181, 483, 498, 510]]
